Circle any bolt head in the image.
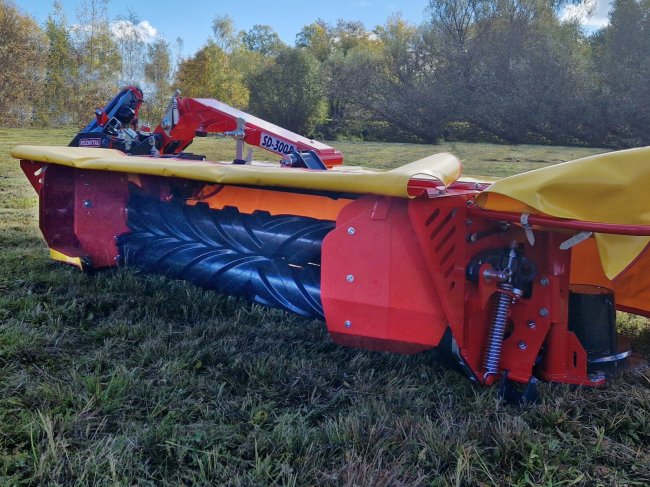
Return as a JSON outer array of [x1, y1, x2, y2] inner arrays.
[[518, 341, 527, 350], [344, 320, 352, 328], [539, 308, 549, 318], [347, 227, 355, 235], [527, 320, 536, 329], [346, 274, 355, 283], [83, 200, 93, 208], [540, 277, 550, 286]]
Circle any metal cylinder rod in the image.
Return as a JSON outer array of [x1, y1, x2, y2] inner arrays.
[[467, 207, 650, 236]]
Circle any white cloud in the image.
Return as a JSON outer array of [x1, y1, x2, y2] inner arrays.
[[110, 19, 158, 43], [561, 0, 611, 30]]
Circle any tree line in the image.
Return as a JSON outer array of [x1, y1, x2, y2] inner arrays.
[[3, 0, 650, 148]]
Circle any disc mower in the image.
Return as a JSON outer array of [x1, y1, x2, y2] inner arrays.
[[12, 88, 650, 399]]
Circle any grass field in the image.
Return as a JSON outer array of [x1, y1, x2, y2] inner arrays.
[[1, 128, 648, 486]]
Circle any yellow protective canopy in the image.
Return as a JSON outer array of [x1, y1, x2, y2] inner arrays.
[[476, 147, 650, 280], [11, 145, 462, 198]]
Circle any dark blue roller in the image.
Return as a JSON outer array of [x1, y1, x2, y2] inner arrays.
[[117, 190, 334, 318]]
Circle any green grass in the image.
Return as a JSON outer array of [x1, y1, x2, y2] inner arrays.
[[0, 128, 648, 486]]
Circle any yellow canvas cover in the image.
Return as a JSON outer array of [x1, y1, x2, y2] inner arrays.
[[11, 145, 462, 198], [476, 147, 650, 314]]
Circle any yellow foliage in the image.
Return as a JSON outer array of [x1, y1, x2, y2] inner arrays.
[[175, 41, 249, 108]]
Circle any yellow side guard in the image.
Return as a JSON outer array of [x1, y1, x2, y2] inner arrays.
[[49, 249, 83, 269]]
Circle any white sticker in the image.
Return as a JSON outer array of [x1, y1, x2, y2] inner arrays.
[[260, 132, 296, 156], [79, 138, 101, 147]]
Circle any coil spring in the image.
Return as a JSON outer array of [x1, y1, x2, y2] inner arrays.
[[483, 283, 514, 379], [483, 244, 518, 381]]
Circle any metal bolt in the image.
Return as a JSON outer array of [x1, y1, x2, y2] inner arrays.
[[518, 341, 527, 350], [344, 320, 352, 328], [527, 320, 536, 329], [346, 274, 355, 283], [539, 308, 549, 317], [540, 277, 550, 286], [347, 227, 355, 235], [466, 219, 473, 226], [83, 200, 93, 208]]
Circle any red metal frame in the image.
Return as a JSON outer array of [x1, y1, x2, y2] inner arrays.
[[319, 192, 602, 386], [468, 207, 650, 236], [154, 97, 344, 166]]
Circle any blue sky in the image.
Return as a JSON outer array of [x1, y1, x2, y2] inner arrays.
[[18, 0, 432, 56]]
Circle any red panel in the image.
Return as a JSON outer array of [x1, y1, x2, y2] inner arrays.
[[40, 165, 84, 258], [73, 170, 130, 268], [38, 165, 129, 269], [408, 197, 468, 342], [320, 196, 448, 353], [20, 160, 46, 193]]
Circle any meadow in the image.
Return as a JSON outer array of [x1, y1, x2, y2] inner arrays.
[[0, 128, 648, 486]]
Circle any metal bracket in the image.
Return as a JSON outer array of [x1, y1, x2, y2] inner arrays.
[[498, 373, 539, 406], [520, 213, 535, 246], [559, 231, 592, 250]]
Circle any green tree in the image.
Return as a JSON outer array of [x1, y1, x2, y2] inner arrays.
[[73, 0, 120, 78], [332, 19, 373, 55], [327, 14, 451, 142], [0, 0, 47, 125], [38, 1, 78, 125], [296, 20, 332, 62], [72, 0, 122, 118], [591, 0, 650, 146], [175, 40, 249, 107], [143, 37, 172, 120], [240, 24, 285, 56], [212, 14, 236, 52], [114, 8, 147, 85], [248, 48, 326, 134], [424, 0, 590, 144]]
